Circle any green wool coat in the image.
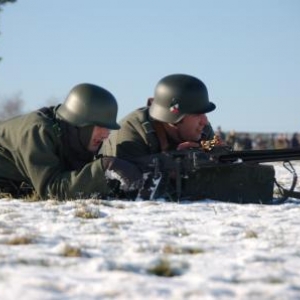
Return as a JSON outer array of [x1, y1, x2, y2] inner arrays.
[[100, 106, 215, 163], [0, 108, 110, 199]]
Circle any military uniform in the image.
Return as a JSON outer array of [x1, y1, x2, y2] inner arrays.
[[0, 107, 110, 199], [100, 106, 215, 164], [101, 74, 217, 200], [101, 73, 216, 166]]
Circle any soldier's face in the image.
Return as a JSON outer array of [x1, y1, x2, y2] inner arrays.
[[176, 114, 208, 142], [87, 126, 111, 152]]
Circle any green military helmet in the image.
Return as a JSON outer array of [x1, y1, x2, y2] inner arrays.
[[56, 83, 120, 129], [149, 74, 216, 124]]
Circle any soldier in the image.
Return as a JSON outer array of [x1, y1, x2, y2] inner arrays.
[[101, 73, 216, 158], [0, 83, 142, 199], [99, 74, 217, 190]]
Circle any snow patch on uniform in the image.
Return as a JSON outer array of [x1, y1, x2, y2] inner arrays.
[[136, 172, 162, 200], [105, 169, 140, 192]]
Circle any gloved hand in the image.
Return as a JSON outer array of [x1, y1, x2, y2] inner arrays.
[[101, 157, 143, 195], [176, 141, 200, 150], [131, 153, 176, 173]]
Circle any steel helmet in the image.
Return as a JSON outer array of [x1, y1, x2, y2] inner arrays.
[[149, 74, 216, 123], [56, 83, 120, 129]]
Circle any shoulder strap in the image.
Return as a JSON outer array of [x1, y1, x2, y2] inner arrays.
[[37, 106, 62, 137], [141, 100, 170, 153], [152, 121, 169, 152], [141, 119, 171, 153], [141, 120, 160, 154]]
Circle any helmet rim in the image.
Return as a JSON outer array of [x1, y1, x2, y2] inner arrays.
[[56, 83, 120, 130], [149, 74, 216, 124]]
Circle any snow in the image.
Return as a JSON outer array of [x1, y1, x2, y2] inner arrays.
[[0, 162, 300, 300]]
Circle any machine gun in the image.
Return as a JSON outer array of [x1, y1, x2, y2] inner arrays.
[[142, 143, 300, 204]]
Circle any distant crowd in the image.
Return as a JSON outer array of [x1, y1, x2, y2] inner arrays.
[[215, 126, 300, 150]]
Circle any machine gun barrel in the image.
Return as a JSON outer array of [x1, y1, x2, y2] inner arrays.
[[217, 148, 300, 164]]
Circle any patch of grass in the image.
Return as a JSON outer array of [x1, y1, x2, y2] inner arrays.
[[75, 206, 101, 219], [265, 277, 285, 284], [60, 244, 82, 257], [0, 193, 13, 199], [5, 236, 34, 245], [47, 199, 64, 206], [147, 258, 176, 277], [162, 244, 204, 255], [22, 191, 42, 202], [147, 257, 187, 277], [244, 229, 258, 238]]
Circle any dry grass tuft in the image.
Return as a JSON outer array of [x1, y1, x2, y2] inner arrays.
[[147, 257, 186, 277], [5, 236, 34, 245], [0, 193, 14, 199], [245, 229, 258, 238], [162, 244, 204, 255], [266, 277, 285, 284], [75, 206, 101, 219], [60, 244, 82, 257], [21, 190, 42, 202]]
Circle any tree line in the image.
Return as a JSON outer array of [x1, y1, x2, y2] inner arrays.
[[0, 0, 17, 10], [0, 93, 23, 120]]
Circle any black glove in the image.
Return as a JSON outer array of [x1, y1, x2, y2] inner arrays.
[[131, 153, 176, 173], [101, 157, 143, 195]]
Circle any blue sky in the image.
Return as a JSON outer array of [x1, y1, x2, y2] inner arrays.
[[0, 0, 299, 133]]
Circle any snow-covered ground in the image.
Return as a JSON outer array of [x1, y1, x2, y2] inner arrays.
[[1, 162, 300, 300]]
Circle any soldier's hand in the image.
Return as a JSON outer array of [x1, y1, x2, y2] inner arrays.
[[101, 157, 143, 193], [131, 153, 176, 173], [177, 141, 200, 150]]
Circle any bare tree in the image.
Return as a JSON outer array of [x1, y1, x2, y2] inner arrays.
[[0, 1, 17, 7], [0, 92, 24, 120]]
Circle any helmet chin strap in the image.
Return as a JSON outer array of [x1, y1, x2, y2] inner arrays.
[[78, 125, 95, 151], [167, 117, 201, 144], [164, 122, 184, 144], [168, 116, 188, 142]]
